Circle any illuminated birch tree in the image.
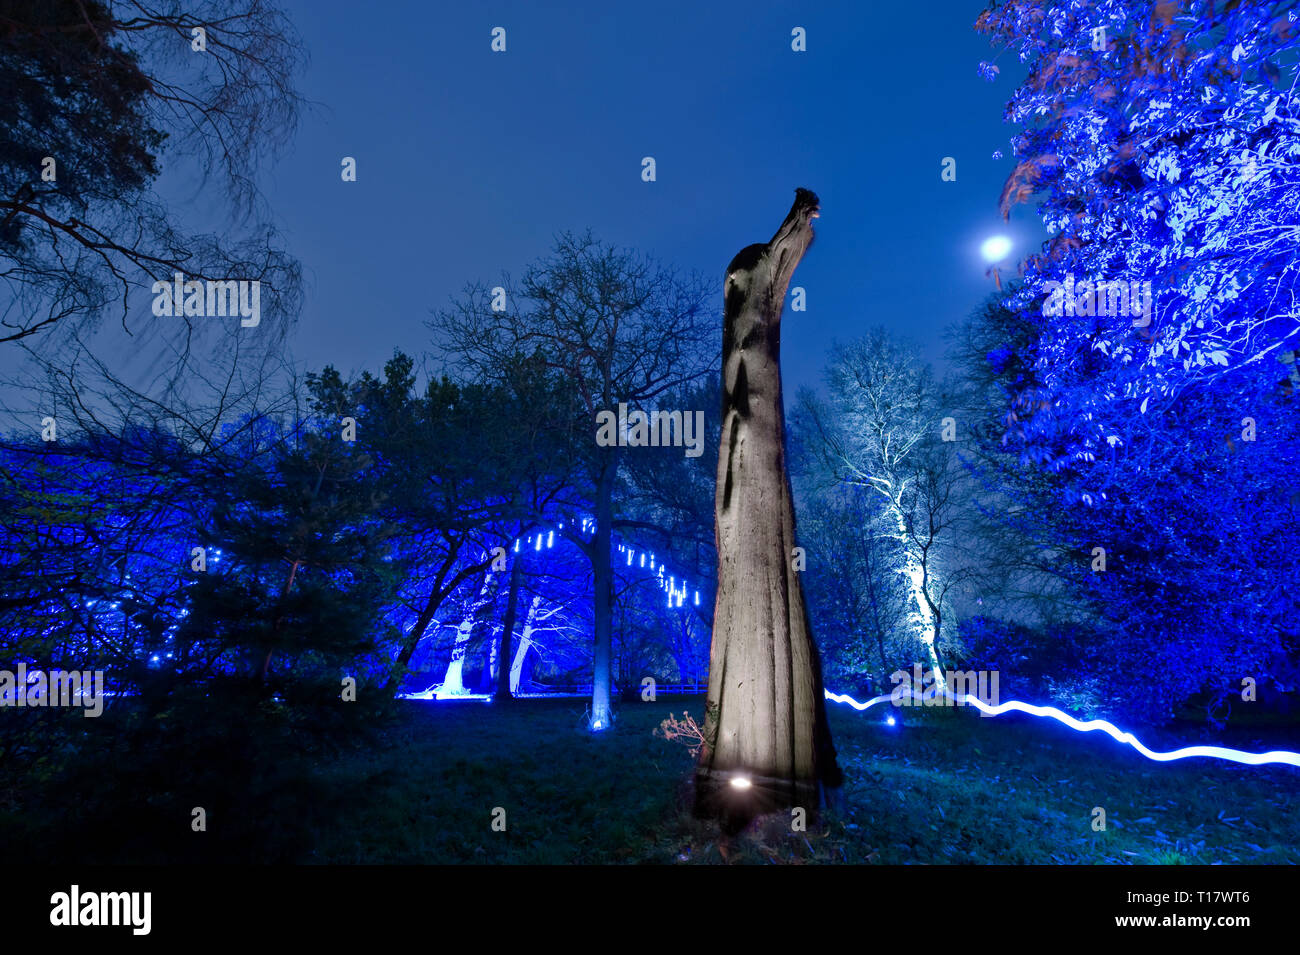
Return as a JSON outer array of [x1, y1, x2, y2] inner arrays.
[[797, 330, 964, 684]]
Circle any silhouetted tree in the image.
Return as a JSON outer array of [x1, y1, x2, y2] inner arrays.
[[431, 231, 712, 730], [0, 0, 303, 357]]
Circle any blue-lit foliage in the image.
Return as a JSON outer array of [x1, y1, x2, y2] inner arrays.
[[0, 348, 720, 716], [967, 0, 1300, 721], [0, 430, 203, 693]]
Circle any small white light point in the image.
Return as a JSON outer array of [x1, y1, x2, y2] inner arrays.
[[886, 715, 896, 726], [730, 775, 752, 790]]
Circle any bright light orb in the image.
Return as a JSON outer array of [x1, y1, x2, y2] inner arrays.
[[980, 235, 1012, 263], [886, 715, 896, 726], [730, 775, 752, 790]]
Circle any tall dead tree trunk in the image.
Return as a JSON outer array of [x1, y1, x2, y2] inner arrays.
[[694, 188, 844, 827]]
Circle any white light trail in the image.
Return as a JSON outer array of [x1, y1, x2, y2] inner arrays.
[[824, 687, 1300, 768]]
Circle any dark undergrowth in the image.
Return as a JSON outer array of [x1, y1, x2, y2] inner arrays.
[[3, 695, 1297, 864]]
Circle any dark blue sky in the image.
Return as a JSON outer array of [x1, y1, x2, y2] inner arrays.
[[262, 0, 1041, 393]]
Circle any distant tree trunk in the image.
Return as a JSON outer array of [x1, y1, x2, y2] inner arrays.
[[670, 612, 703, 686], [695, 188, 843, 827], [590, 457, 616, 729], [510, 595, 541, 694], [495, 552, 525, 701], [892, 509, 944, 682], [386, 549, 479, 696], [439, 571, 495, 697], [258, 558, 301, 681], [391, 602, 441, 692], [486, 631, 498, 687]]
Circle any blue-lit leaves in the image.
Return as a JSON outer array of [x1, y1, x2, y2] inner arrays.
[[965, 0, 1300, 723]]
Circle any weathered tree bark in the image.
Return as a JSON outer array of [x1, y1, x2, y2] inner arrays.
[[694, 188, 844, 827]]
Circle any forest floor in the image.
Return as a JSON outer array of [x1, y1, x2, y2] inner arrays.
[[308, 695, 1300, 864], [6, 693, 1297, 863]]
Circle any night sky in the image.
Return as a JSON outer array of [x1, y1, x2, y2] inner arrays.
[[5, 0, 1300, 887], [242, 0, 1042, 391]]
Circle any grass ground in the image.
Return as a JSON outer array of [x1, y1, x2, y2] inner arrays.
[[5, 693, 1296, 863], [302, 695, 1300, 864]]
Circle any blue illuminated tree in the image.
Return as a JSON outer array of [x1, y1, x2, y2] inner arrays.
[[969, 0, 1300, 721], [179, 390, 398, 701], [430, 232, 713, 730]]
